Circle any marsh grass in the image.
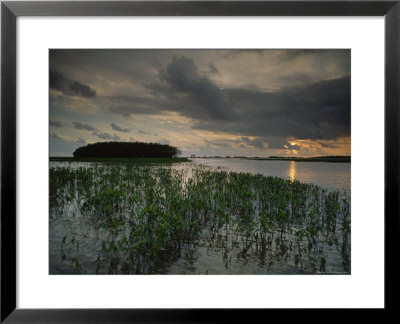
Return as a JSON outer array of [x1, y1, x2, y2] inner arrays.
[[50, 162, 350, 274]]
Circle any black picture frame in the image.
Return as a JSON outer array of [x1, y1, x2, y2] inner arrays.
[[1, 0, 398, 322]]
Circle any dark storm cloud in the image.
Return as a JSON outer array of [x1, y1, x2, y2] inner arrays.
[[104, 56, 349, 143], [92, 131, 120, 141], [73, 121, 98, 131], [191, 76, 350, 141], [241, 137, 266, 149], [49, 70, 65, 91], [50, 49, 165, 87], [52, 52, 349, 151], [68, 81, 96, 98], [145, 56, 349, 141], [261, 137, 290, 150], [50, 119, 63, 127], [50, 70, 96, 98], [111, 122, 130, 133], [49, 50, 350, 157], [156, 56, 230, 120]]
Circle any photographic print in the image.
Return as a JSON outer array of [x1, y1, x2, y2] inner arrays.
[[49, 49, 350, 275]]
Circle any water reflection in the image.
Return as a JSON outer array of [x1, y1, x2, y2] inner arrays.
[[288, 161, 296, 182], [50, 162, 351, 274], [193, 158, 350, 193]]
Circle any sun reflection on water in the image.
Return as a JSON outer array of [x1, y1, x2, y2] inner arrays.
[[288, 161, 296, 182]]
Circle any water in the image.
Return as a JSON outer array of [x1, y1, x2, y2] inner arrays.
[[192, 158, 350, 193], [50, 158, 351, 193], [49, 159, 351, 275]]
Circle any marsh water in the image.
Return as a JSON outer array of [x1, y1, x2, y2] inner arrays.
[[192, 158, 350, 193], [50, 158, 351, 275]]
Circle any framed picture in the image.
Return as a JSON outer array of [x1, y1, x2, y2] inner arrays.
[[1, 0, 398, 321]]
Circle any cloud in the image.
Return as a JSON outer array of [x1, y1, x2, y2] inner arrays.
[[49, 70, 65, 91], [50, 131, 86, 146], [204, 139, 240, 148], [107, 100, 163, 117], [276, 49, 325, 63], [75, 137, 86, 146], [192, 76, 350, 141], [67, 52, 349, 147], [49, 133, 87, 156], [50, 119, 63, 127], [155, 56, 231, 120], [49, 50, 350, 156], [157, 138, 170, 145], [50, 70, 96, 98], [223, 50, 265, 60], [108, 106, 134, 117], [50, 132, 63, 140], [92, 131, 120, 140], [273, 72, 315, 88], [73, 121, 98, 131], [241, 137, 266, 149], [209, 64, 219, 75], [106, 69, 349, 144], [144, 56, 350, 143], [318, 141, 337, 148], [68, 81, 96, 98], [111, 122, 130, 132], [288, 143, 301, 151]]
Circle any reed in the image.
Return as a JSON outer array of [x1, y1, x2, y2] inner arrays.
[[50, 161, 351, 274]]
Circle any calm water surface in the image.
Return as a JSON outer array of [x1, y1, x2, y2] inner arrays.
[[49, 158, 351, 274], [192, 158, 350, 193], [50, 158, 350, 193]]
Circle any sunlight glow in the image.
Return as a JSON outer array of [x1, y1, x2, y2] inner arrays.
[[288, 161, 296, 182]]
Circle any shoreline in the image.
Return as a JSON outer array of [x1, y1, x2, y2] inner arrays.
[[192, 157, 351, 163], [243, 157, 350, 163], [49, 157, 190, 164]]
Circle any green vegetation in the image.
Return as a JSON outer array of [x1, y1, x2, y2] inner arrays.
[[50, 162, 351, 274], [73, 141, 181, 158]]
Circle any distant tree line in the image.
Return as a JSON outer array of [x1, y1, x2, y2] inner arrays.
[[268, 155, 350, 159], [73, 141, 181, 158]]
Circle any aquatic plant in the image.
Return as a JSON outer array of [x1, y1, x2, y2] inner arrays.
[[49, 161, 351, 274]]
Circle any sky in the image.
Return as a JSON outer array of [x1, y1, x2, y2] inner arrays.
[[49, 49, 350, 157]]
